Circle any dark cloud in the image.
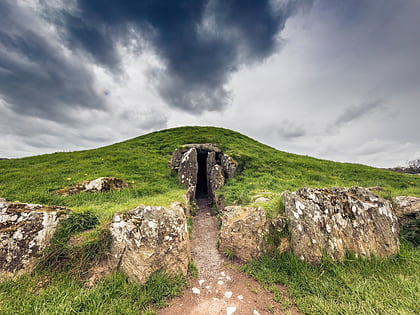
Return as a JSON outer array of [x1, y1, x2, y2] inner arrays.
[[58, 0, 308, 112], [0, 0, 103, 123]]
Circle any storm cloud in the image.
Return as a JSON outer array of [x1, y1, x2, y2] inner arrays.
[[58, 0, 307, 112], [0, 0, 102, 123]]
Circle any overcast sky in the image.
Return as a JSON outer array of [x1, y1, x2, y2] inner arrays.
[[1, 0, 419, 168]]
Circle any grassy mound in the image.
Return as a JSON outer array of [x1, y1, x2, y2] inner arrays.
[[1, 126, 419, 314]]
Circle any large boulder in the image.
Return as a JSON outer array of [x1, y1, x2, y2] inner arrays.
[[0, 201, 71, 277], [56, 177, 127, 196], [219, 206, 270, 261], [110, 202, 191, 284], [282, 187, 400, 264], [393, 196, 420, 245]]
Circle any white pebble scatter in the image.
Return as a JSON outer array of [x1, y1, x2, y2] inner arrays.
[[224, 291, 233, 299], [226, 306, 236, 315], [192, 287, 200, 295], [198, 280, 205, 286]]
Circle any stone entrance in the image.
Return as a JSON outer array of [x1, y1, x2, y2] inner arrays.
[[170, 144, 238, 206]]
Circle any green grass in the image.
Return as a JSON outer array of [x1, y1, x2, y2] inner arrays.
[[242, 241, 420, 315], [0, 271, 186, 315], [1, 126, 419, 314]]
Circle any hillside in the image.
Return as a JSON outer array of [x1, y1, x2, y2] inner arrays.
[[0, 126, 419, 219], [1, 126, 419, 315]]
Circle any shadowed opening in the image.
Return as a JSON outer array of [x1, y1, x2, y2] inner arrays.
[[196, 151, 208, 198]]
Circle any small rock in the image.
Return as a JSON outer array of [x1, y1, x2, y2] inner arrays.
[[237, 295, 244, 300], [217, 280, 224, 285], [255, 197, 270, 203], [192, 287, 200, 295], [198, 280, 205, 286], [221, 271, 225, 276], [224, 291, 233, 299], [226, 306, 236, 315], [253, 310, 260, 315], [226, 276, 232, 281]]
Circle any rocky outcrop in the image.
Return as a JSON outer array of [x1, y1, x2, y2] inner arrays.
[[393, 196, 420, 245], [219, 206, 270, 261], [55, 177, 128, 196], [110, 202, 191, 284], [282, 187, 400, 264], [0, 201, 71, 277]]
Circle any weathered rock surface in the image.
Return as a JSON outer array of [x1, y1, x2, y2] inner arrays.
[[219, 206, 270, 262], [393, 196, 420, 244], [393, 196, 420, 217], [221, 154, 238, 178], [178, 148, 198, 189], [56, 177, 127, 196], [209, 165, 225, 196], [0, 201, 71, 277], [110, 202, 191, 284], [282, 187, 400, 264]]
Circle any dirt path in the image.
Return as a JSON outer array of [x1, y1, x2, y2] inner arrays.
[[158, 198, 300, 315]]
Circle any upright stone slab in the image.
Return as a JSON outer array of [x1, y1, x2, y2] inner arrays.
[[282, 187, 400, 264], [0, 201, 71, 277], [178, 148, 198, 191], [219, 206, 269, 261], [110, 203, 191, 284]]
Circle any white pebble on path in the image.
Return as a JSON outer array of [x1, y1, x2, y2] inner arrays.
[[221, 271, 226, 276], [226, 276, 232, 281], [253, 310, 260, 315], [198, 280, 205, 286], [217, 280, 224, 285], [192, 287, 200, 295], [226, 306, 236, 315], [224, 291, 233, 299], [237, 295, 244, 300]]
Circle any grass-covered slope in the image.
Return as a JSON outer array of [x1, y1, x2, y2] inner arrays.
[[0, 126, 418, 219], [1, 126, 419, 314]]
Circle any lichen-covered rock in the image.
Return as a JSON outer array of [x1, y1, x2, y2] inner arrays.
[[282, 187, 400, 264], [170, 148, 189, 170], [55, 177, 127, 196], [178, 148, 198, 191], [209, 165, 225, 196], [0, 201, 71, 277], [394, 196, 420, 217], [221, 154, 238, 178], [393, 196, 420, 245], [219, 206, 270, 261], [110, 202, 191, 284]]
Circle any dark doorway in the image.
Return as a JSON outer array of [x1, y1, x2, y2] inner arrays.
[[196, 151, 208, 198]]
